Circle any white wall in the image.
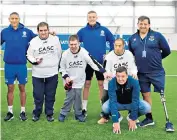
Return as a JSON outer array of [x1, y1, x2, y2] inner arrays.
[[164, 34, 177, 51], [0, 5, 175, 34], [0, 4, 176, 50]]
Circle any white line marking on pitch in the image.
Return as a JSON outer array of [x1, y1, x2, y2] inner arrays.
[[166, 75, 177, 77]]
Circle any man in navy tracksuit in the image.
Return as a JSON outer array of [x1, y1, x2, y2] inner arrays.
[[77, 10, 115, 115], [98, 66, 151, 134], [128, 16, 171, 127], [1, 12, 36, 121]]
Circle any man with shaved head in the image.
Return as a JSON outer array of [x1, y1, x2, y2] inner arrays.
[[77, 11, 115, 116]]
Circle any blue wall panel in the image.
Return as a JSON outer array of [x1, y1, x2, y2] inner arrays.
[[1, 34, 131, 50]]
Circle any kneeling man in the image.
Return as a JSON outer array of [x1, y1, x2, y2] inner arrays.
[[98, 66, 151, 134]]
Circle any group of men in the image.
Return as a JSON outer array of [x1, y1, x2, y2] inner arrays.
[[1, 10, 173, 133]]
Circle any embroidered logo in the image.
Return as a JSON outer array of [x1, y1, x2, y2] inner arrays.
[[149, 36, 154, 41], [22, 31, 27, 37], [119, 57, 123, 60], [74, 55, 78, 58], [100, 30, 105, 36]]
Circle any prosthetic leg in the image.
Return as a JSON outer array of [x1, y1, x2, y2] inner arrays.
[[160, 90, 174, 132]]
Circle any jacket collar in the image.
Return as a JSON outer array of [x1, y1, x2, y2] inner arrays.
[[86, 22, 100, 29], [8, 23, 24, 31]]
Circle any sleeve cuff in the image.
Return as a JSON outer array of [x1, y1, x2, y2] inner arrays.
[[129, 113, 138, 121], [112, 113, 120, 123], [99, 68, 106, 73]]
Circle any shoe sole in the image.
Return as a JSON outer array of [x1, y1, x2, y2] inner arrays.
[[32, 119, 39, 122], [76, 118, 86, 122], [78, 120, 85, 122], [139, 122, 155, 127], [166, 128, 175, 132], [5, 116, 14, 121], [32, 117, 39, 122], [47, 119, 54, 122], [19, 116, 27, 121], [58, 119, 65, 122]]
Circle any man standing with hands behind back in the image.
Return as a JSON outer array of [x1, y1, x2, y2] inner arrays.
[[77, 11, 115, 116], [128, 16, 172, 130]]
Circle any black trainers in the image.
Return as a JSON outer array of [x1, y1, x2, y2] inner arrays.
[[32, 115, 40, 122], [139, 118, 155, 127], [82, 109, 87, 117], [165, 122, 175, 132], [4, 112, 14, 121], [19, 112, 27, 121], [75, 114, 86, 122], [46, 115, 54, 122], [58, 114, 66, 122]]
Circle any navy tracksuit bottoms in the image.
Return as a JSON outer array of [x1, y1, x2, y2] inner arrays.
[[32, 74, 58, 116]]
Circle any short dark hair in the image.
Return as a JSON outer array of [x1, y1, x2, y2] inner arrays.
[[115, 38, 125, 45], [69, 34, 79, 42], [138, 16, 150, 24], [37, 22, 49, 31], [116, 66, 128, 75], [9, 12, 19, 17], [87, 10, 97, 15]]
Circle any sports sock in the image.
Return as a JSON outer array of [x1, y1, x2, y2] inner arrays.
[[82, 100, 88, 110], [146, 113, 153, 120], [21, 107, 25, 113], [8, 106, 13, 114]]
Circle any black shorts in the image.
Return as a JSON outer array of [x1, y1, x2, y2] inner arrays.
[[85, 64, 104, 81]]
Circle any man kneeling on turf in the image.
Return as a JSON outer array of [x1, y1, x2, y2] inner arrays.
[[98, 66, 151, 134], [58, 35, 109, 122]]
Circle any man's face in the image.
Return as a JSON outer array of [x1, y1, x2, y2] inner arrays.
[[114, 40, 124, 55], [137, 19, 150, 34], [87, 13, 97, 26], [9, 14, 20, 29], [69, 40, 80, 53], [116, 71, 128, 85], [38, 26, 49, 40]]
